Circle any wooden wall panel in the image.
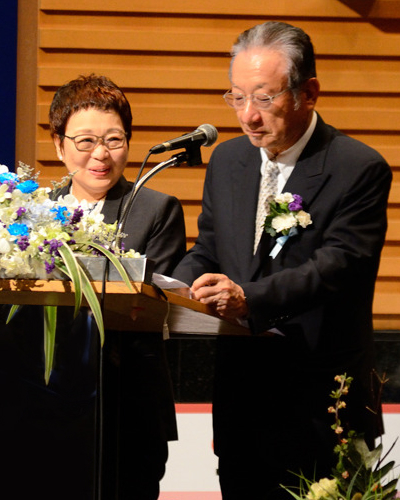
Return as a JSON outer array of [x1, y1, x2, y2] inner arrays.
[[38, 0, 400, 19], [16, 0, 400, 329], [37, 0, 357, 16]]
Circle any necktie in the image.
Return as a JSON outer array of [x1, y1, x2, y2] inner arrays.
[[253, 157, 279, 254]]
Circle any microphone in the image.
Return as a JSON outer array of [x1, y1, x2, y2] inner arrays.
[[149, 124, 218, 154]]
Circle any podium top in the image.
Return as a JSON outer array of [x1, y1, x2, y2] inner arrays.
[[0, 279, 250, 336]]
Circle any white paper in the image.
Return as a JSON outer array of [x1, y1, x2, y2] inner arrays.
[[152, 273, 190, 290]]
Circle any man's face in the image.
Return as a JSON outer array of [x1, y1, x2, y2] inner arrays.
[[230, 47, 318, 154]]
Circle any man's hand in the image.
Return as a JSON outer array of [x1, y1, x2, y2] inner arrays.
[[190, 273, 248, 320]]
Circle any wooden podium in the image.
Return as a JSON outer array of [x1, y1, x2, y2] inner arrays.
[[0, 278, 250, 336]]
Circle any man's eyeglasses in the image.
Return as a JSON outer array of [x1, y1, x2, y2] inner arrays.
[[223, 87, 292, 110], [61, 132, 127, 152]]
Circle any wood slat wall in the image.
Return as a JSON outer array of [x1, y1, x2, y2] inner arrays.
[[15, 0, 400, 330]]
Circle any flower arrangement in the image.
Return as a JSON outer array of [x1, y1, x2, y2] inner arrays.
[[0, 162, 140, 382], [283, 374, 399, 500], [264, 192, 312, 258]]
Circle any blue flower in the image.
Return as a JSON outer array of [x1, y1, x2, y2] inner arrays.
[[0, 172, 18, 184], [8, 223, 29, 237], [51, 206, 70, 224], [17, 180, 39, 193]]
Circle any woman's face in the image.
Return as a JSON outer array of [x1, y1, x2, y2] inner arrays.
[[54, 108, 129, 202]]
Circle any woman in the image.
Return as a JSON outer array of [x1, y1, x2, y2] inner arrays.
[[0, 75, 186, 500]]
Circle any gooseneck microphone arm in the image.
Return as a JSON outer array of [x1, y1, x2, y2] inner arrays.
[[115, 151, 189, 250]]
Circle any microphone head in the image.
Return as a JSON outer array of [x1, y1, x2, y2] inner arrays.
[[196, 124, 218, 147]]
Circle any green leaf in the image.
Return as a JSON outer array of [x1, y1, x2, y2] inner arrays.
[[58, 242, 83, 317], [56, 248, 105, 346], [87, 242, 134, 292], [43, 305, 57, 385], [279, 487, 304, 500], [269, 205, 281, 217], [380, 478, 398, 500], [281, 202, 290, 213], [78, 267, 105, 346], [6, 304, 21, 323], [354, 438, 382, 469], [372, 460, 396, 481]]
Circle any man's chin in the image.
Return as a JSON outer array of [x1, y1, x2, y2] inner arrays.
[[246, 134, 269, 149]]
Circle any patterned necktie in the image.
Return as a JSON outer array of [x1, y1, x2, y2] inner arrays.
[[253, 157, 279, 254]]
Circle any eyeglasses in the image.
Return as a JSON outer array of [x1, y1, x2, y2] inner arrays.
[[61, 132, 127, 152], [223, 87, 292, 110]]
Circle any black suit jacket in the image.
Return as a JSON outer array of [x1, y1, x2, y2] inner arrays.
[[173, 114, 392, 455]]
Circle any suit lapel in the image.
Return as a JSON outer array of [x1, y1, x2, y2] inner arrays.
[[283, 115, 332, 206], [231, 143, 262, 281]]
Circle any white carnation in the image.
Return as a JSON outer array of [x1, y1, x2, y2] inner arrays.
[[274, 192, 294, 204], [271, 213, 297, 233], [296, 210, 312, 228]]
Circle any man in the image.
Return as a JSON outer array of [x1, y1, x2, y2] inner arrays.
[[173, 21, 392, 499]]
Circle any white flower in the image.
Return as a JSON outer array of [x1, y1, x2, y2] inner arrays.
[[0, 238, 11, 254], [123, 249, 141, 258], [274, 192, 294, 204], [271, 212, 297, 233], [56, 193, 80, 209], [0, 184, 12, 203], [0, 253, 34, 278], [306, 478, 339, 500], [296, 209, 312, 228]]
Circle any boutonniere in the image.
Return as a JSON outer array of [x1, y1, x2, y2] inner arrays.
[[263, 192, 312, 258]]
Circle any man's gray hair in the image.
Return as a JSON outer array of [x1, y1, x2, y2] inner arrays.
[[230, 21, 317, 104]]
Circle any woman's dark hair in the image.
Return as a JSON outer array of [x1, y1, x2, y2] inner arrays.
[[49, 74, 132, 143]]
